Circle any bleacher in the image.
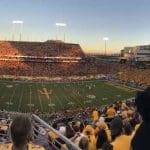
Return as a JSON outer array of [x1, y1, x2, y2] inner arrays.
[[0, 40, 149, 88], [0, 98, 138, 150], [0, 41, 84, 58]]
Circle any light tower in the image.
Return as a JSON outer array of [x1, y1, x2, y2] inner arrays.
[[103, 37, 109, 55], [55, 22, 67, 42], [12, 20, 24, 41]]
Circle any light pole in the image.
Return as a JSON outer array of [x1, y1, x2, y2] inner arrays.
[[103, 37, 109, 55], [12, 20, 24, 41], [55, 22, 67, 42]]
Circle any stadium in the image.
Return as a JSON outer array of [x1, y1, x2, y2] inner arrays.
[[0, 1, 150, 150], [0, 40, 149, 150], [0, 40, 138, 112]]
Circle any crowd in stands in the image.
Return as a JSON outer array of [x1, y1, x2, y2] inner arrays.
[[0, 87, 149, 150], [116, 66, 150, 88], [0, 60, 149, 88], [0, 40, 149, 89], [0, 41, 150, 149], [0, 41, 84, 57]]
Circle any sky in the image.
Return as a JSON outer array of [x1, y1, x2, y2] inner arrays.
[[0, 0, 150, 54]]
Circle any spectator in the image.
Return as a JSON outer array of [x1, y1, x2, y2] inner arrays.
[[92, 109, 99, 121], [96, 129, 108, 150], [131, 87, 150, 150], [102, 142, 113, 150], [0, 115, 45, 150], [110, 117, 131, 150], [79, 136, 89, 150], [123, 121, 133, 136], [106, 105, 116, 118], [83, 125, 96, 150]]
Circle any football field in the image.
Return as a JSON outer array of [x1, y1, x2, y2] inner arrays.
[[0, 80, 136, 112]]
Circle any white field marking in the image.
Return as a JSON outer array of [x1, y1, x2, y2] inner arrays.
[[67, 102, 75, 105], [68, 84, 83, 107], [56, 86, 69, 108], [62, 85, 70, 103], [9, 85, 17, 105], [117, 95, 121, 97], [63, 84, 78, 109], [18, 84, 24, 111], [6, 85, 13, 88], [86, 95, 96, 99], [6, 85, 16, 107], [48, 84, 63, 112], [84, 100, 92, 104], [48, 103, 55, 107], [0, 83, 9, 105], [0, 83, 5, 96], [27, 103, 34, 107], [102, 97, 108, 101], [36, 83, 43, 112], [52, 85, 64, 111], [28, 86, 33, 112], [63, 84, 77, 107]]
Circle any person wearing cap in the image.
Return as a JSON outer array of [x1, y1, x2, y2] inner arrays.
[[0, 115, 45, 150], [131, 87, 150, 150], [110, 117, 131, 150]]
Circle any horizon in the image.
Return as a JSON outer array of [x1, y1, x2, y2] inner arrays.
[[0, 0, 150, 54]]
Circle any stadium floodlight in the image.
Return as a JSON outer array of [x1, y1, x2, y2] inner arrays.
[[103, 37, 109, 41], [12, 20, 24, 24], [103, 37, 109, 55], [55, 22, 67, 42], [55, 23, 67, 27], [12, 20, 24, 41]]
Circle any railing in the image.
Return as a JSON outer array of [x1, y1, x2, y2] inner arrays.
[[32, 114, 81, 150], [0, 111, 81, 150]]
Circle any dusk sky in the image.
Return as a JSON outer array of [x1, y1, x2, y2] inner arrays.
[[0, 0, 150, 53]]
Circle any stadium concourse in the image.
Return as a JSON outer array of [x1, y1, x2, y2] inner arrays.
[[0, 40, 150, 150]]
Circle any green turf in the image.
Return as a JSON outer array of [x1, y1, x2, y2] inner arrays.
[[0, 80, 136, 112]]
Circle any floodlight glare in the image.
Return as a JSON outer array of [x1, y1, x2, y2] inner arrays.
[[103, 37, 109, 41], [55, 23, 67, 27], [12, 20, 24, 24]]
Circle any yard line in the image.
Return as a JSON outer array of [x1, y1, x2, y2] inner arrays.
[[68, 83, 84, 107], [29, 85, 32, 112], [8, 85, 17, 111], [0, 82, 13, 110], [18, 84, 24, 111], [0, 83, 6, 105], [36, 83, 43, 112], [49, 84, 64, 111], [0, 82, 4, 95], [62, 84, 82, 109]]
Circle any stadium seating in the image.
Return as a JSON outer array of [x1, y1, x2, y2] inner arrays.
[[0, 41, 84, 57], [0, 40, 150, 149], [0, 97, 141, 150], [0, 85, 149, 150], [0, 40, 150, 88]]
